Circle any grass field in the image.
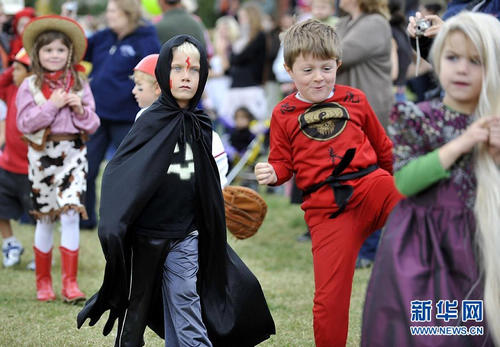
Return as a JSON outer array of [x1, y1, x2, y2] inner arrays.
[[0, 189, 371, 346]]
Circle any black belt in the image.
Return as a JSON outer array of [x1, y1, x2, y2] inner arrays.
[[303, 148, 378, 219]]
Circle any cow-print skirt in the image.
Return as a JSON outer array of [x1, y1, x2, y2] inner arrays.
[[27, 138, 88, 221]]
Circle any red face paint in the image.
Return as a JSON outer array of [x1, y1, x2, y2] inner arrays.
[[186, 56, 191, 69]]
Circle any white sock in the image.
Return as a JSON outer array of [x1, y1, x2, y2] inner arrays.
[[60, 210, 80, 251], [34, 219, 54, 253]]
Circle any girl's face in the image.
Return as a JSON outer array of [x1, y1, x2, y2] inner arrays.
[[38, 39, 69, 72], [170, 49, 200, 109], [12, 61, 30, 86], [106, 1, 129, 34], [440, 31, 483, 114]]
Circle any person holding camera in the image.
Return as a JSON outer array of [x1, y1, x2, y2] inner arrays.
[[336, 0, 394, 129]]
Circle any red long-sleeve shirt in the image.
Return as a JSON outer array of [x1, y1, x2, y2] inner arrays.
[[268, 84, 394, 225], [0, 67, 28, 174]]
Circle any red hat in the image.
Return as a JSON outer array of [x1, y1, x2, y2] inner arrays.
[[134, 54, 159, 78], [13, 48, 31, 66]]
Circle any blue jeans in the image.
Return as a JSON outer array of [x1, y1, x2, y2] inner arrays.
[[83, 119, 133, 227], [162, 231, 211, 347], [358, 229, 382, 261]]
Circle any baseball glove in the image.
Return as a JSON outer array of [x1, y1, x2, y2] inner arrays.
[[223, 186, 268, 240]]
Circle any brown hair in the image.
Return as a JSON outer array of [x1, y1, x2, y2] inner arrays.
[[359, 0, 390, 19], [31, 30, 85, 91], [282, 19, 341, 69]]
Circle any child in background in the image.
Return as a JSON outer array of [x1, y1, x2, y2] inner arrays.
[[131, 53, 161, 120], [311, 0, 338, 28], [78, 34, 274, 346], [226, 106, 255, 167], [9, 7, 37, 62], [362, 12, 500, 346], [255, 19, 403, 346], [16, 15, 100, 302], [0, 48, 32, 268]]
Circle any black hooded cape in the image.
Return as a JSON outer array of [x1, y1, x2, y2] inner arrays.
[[77, 35, 275, 346]]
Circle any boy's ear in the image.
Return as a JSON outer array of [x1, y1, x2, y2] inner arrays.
[[284, 63, 292, 75], [337, 60, 342, 69], [154, 83, 161, 96]]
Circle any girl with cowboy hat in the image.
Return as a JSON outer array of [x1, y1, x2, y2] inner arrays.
[[16, 15, 100, 303]]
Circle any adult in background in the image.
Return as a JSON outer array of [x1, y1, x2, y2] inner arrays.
[[335, 0, 394, 269], [219, 1, 267, 127], [155, 0, 206, 47], [336, 0, 393, 129], [82, 0, 160, 229]]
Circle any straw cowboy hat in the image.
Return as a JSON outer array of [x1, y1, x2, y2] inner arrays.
[[22, 15, 87, 63]]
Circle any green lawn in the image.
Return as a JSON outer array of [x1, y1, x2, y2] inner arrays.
[[0, 190, 371, 346]]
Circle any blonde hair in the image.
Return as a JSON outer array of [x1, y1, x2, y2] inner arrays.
[[109, 0, 143, 30], [239, 2, 263, 41], [214, 15, 240, 44], [431, 12, 500, 344], [359, 0, 390, 20], [173, 41, 200, 61], [133, 70, 157, 85], [282, 19, 341, 69], [31, 31, 85, 92]]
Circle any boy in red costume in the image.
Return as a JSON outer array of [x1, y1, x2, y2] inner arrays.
[[0, 48, 32, 267], [255, 19, 402, 346]]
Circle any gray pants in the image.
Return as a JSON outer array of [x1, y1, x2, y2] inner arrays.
[[116, 233, 211, 347], [162, 231, 212, 347]]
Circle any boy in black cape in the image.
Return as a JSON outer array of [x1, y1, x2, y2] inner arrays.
[[77, 35, 275, 346]]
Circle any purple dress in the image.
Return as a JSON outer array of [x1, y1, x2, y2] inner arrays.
[[361, 100, 494, 346]]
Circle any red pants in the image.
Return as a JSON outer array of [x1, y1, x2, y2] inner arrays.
[[309, 173, 402, 346]]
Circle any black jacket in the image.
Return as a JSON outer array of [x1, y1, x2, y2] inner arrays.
[[77, 35, 275, 346]]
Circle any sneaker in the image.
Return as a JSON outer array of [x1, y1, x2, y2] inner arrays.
[[355, 257, 373, 269], [26, 258, 56, 271], [26, 259, 35, 271], [2, 240, 24, 267]]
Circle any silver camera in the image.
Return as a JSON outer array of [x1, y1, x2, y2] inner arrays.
[[415, 18, 432, 36]]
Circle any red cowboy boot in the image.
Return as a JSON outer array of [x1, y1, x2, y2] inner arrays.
[[59, 246, 86, 303], [34, 247, 56, 301]]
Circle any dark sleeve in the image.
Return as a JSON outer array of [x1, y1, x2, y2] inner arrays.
[[230, 32, 266, 65], [84, 35, 94, 62], [410, 35, 433, 60]]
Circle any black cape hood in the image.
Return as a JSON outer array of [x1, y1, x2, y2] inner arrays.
[[77, 35, 275, 346]]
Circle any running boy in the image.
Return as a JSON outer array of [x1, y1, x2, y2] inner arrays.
[[255, 19, 402, 346], [78, 35, 274, 346]]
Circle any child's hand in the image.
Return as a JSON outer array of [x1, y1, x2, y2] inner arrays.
[[65, 93, 84, 115], [49, 89, 67, 109], [455, 117, 491, 153], [255, 162, 277, 185], [440, 117, 491, 170]]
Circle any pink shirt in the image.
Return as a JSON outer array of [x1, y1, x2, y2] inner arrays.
[[16, 76, 100, 135]]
